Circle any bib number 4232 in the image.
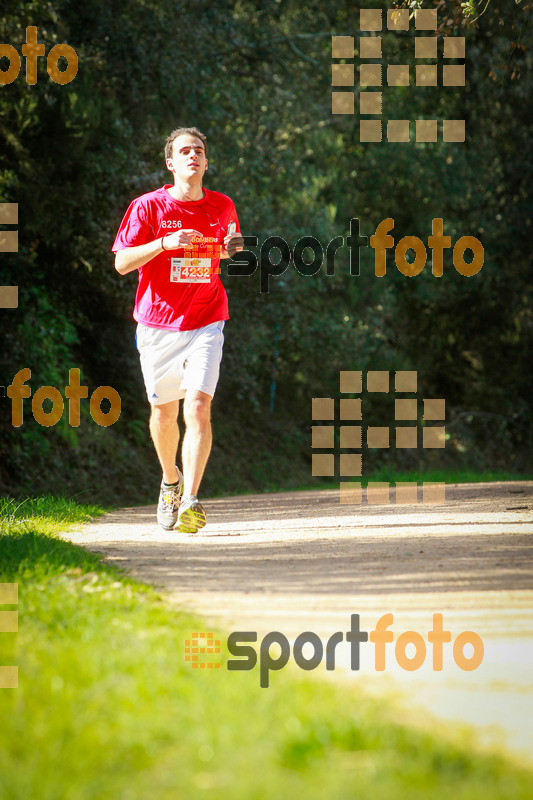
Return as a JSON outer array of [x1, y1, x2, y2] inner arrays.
[[170, 258, 211, 283]]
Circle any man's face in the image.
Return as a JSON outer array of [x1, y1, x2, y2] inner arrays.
[[166, 134, 207, 183]]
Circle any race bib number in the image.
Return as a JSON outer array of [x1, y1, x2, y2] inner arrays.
[[170, 258, 212, 283]]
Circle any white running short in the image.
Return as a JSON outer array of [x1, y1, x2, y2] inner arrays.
[[136, 320, 225, 405]]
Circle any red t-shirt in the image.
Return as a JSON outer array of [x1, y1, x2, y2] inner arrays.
[[112, 185, 240, 330]]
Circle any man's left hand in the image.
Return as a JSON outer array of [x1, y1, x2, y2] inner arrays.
[[221, 233, 244, 259]]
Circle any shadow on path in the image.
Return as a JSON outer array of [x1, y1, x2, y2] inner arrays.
[[71, 482, 533, 597]]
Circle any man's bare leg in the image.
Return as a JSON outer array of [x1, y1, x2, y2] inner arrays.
[[149, 399, 181, 484], [182, 389, 212, 497]]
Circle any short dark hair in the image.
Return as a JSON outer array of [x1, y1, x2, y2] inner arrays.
[[164, 127, 207, 160]]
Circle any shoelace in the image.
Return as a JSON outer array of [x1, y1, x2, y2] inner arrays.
[[161, 486, 180, 510]]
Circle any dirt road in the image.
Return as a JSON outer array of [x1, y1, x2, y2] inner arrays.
[[67, 481, 533, 760]]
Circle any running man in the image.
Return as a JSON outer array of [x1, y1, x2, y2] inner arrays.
[[112, 127, 243, 532]]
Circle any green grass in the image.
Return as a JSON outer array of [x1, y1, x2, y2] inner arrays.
[[361, 468, 533, 485], [1, 497, 532, 799], [250, 468, 533, 496]]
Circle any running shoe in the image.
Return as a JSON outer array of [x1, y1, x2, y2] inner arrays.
[[157, 468, 183, 530], [177, 495, 207, 533]]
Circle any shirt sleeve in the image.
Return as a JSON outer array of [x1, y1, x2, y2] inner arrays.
[[112, 198, 152, 252]]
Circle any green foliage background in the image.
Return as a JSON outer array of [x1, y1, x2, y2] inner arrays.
[[0, 0, 531, 503]]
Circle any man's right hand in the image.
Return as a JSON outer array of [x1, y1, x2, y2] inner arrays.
[[162, 229, 204, 250]]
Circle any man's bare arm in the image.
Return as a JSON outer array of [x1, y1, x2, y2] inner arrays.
[[115, 238, 164, 275], [114, 229, 204, 275]]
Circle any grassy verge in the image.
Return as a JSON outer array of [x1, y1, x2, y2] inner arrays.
[[1, 497, 532, 800], [207, 468, 533, 497], [298, 468, 533, 495]]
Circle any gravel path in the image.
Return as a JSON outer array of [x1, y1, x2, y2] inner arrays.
[[66, 481, 533, 761]]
